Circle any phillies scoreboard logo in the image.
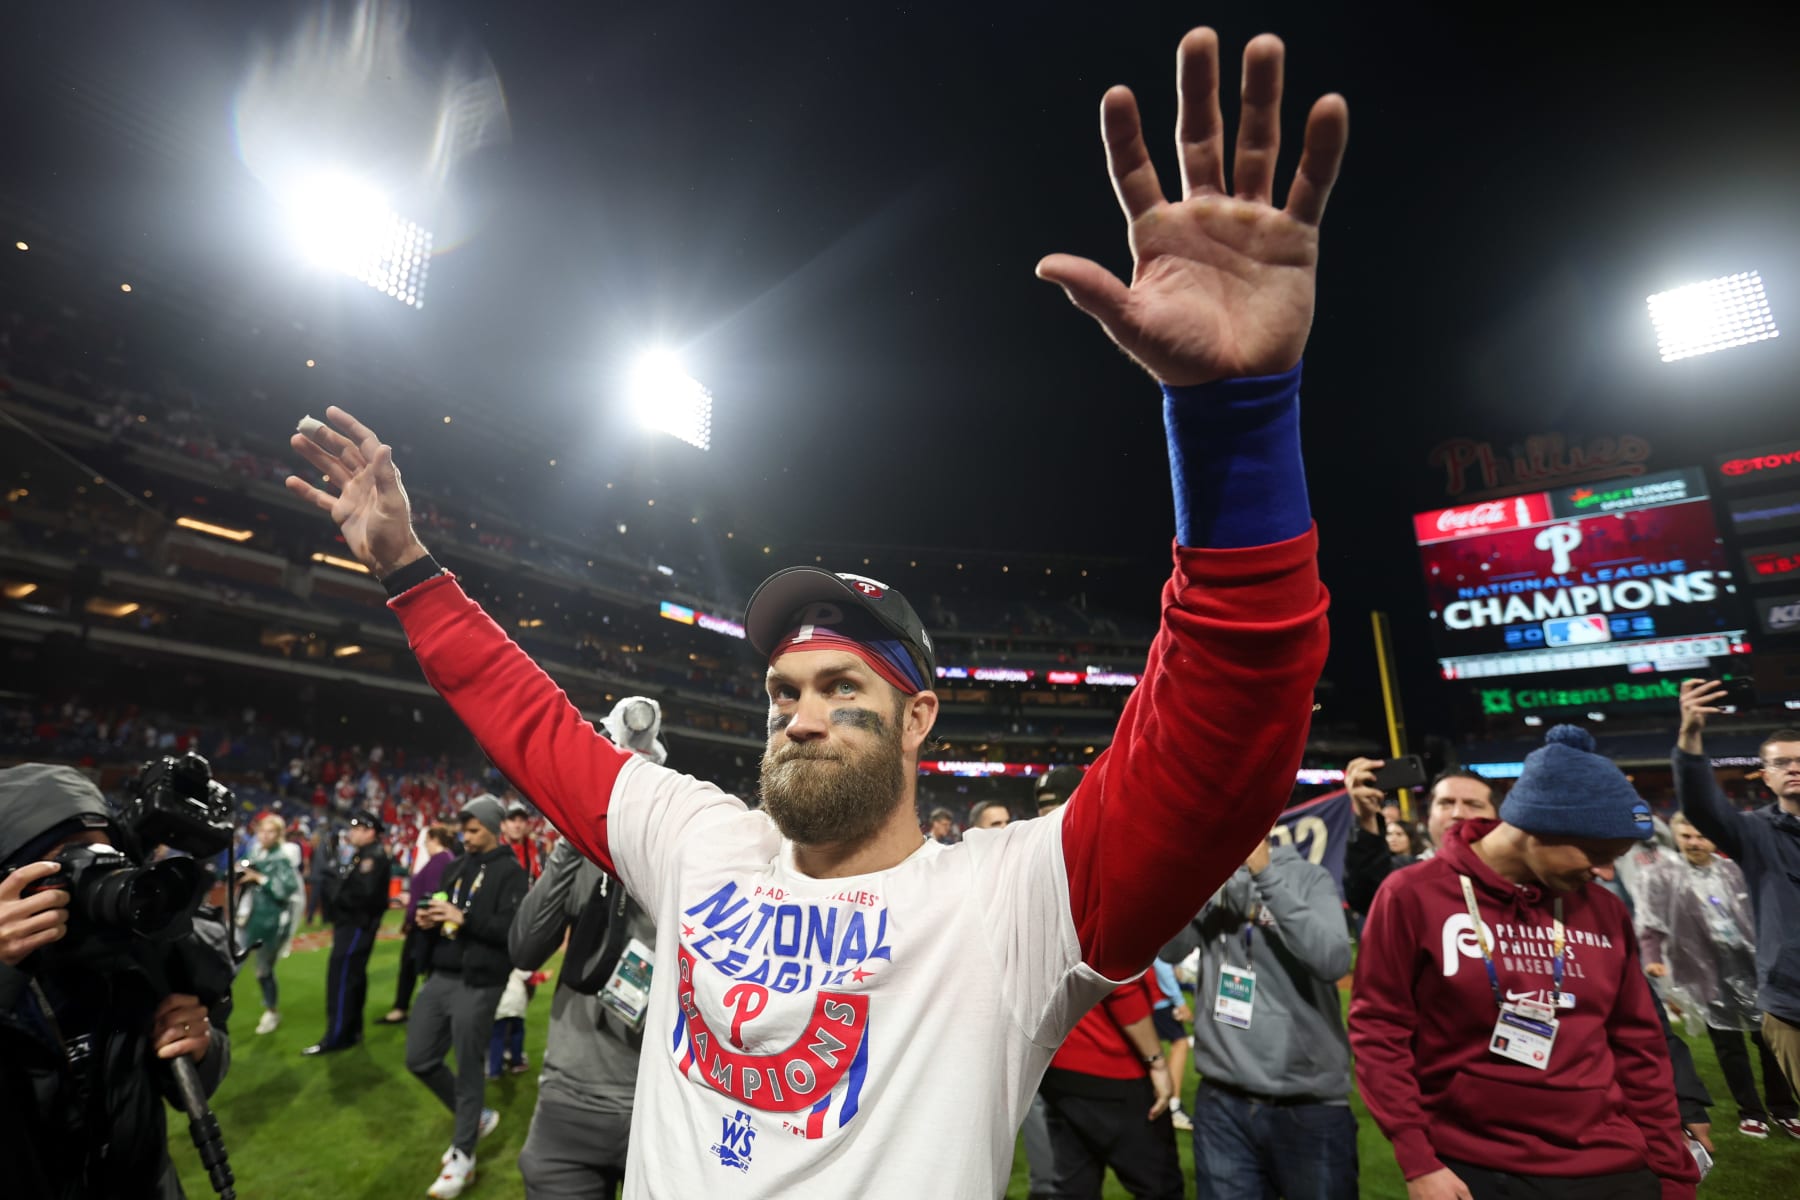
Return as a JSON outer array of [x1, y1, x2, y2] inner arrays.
[[1413, 468, 1739, 660]]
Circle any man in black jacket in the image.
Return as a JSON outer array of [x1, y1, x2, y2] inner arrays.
[[0, 763, 231, 1200], [304, 808, 390, 1055], [1341, 761, 1495, 914], [409, 793, 530, 1199]]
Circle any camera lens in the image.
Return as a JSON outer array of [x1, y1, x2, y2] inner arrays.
[[76, 857, 198, 936]]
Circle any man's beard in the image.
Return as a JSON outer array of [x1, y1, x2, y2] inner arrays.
[[759, 719, 906, 847]]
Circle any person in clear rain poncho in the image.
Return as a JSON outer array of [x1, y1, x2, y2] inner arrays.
[[1640, 813, 1800, 1141]]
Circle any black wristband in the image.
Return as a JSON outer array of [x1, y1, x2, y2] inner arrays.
[[381, 553, 446, 597]]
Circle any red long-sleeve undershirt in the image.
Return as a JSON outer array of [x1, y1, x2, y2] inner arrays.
[[388, 527, 1327, 980], [1050, 974, 1158, 1080]]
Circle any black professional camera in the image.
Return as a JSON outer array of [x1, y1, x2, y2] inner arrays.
[[0, 753, 237, 943], [17, 842, 206, 939], [123, 753, 236, 860]]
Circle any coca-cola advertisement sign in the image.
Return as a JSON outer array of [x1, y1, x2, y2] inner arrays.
[[1414, 493, 1554, 545], [1415, 476, 1744, 672]]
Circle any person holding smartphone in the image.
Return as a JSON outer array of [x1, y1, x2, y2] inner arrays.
[[1162, 832, 1358, 1198], [1343, 759, 1496, 914], [1673, 678, 1800, 1107], [408, 794, 530, 1199]]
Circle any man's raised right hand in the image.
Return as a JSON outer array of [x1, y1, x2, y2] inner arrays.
[[285, 405, 429, 578], [1677, 678, 1727, 756], [1345, 756, 1385, 834]]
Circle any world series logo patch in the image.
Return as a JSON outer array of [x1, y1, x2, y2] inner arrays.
[[710, 1109, 756, 1172]]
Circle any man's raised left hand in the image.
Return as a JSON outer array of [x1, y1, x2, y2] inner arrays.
[[1038, 28, 1348, 387]]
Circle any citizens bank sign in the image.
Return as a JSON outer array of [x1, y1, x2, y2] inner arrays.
[[1477, 678, 1682, 716]]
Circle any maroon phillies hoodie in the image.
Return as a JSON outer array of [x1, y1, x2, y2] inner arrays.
[[1350, 819, 1697, 1198]]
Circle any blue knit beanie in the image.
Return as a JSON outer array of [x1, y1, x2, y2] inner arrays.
[[1499, 725, 1653, 840]]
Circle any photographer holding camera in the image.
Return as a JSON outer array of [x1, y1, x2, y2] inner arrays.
[[0, 762, 233, 1199]]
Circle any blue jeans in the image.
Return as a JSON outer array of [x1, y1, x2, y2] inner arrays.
[[488, 1016, 525, 1076], [1192, 1083, 1358, 1200]]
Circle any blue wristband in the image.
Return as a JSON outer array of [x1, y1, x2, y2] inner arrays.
[[1162, 361, 1309, 549]]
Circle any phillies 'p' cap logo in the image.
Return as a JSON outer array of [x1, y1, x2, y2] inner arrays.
[[836, 572, 890, 600]]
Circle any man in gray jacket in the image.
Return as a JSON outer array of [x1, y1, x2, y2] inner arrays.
[[1674, 678, 1800, 1104], [1160, 836, 1357, 1199], [509, 696, 664, 1199]]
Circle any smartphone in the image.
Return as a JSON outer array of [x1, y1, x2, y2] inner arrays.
[[1717, 676, 1756, 711], [1369, 754, 1428, 793]]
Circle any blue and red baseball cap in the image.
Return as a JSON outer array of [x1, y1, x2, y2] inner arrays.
[[746, 568, 937, 695]]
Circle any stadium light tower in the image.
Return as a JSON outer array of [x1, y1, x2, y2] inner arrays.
[[284, 170, 432, 308], [1646, 270, 1779, 362], [629, 350, 713, 451]]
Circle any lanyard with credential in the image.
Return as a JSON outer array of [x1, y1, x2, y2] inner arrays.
[[454, 862, 489, 910], [1458, 874, 1564, 1011]]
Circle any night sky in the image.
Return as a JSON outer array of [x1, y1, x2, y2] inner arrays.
[[3, 1, 1797, 740]]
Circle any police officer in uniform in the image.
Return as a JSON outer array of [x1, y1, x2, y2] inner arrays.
[[304, 809, 391, 1054]]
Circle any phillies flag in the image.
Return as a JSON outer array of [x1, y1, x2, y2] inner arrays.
[[1272, 789, 1353, 895]]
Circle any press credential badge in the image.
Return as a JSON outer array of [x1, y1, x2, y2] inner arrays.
[[600, 936, 655, 1031], [1489, 998, 1558, 1070], [1213, 964, 1256, 1030]]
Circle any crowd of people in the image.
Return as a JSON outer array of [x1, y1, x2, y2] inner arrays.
[[2, 302, 1145, 658], [8, 673, 1798, 1198]]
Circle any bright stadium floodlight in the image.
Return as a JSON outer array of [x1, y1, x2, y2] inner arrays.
[[629, 350, 713, 451], [1647, 271, 1778, 362], [285, 170, 433, 308]]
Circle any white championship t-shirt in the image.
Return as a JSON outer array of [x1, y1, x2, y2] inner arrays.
[[605, 755, 1120, 1198]]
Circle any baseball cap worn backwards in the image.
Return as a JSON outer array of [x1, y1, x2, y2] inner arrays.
[[746, 568, 936, 696], [1499, 725, 1654, 841]]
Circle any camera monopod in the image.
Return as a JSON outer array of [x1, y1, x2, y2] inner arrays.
[[169, 1040, 236, 1199]]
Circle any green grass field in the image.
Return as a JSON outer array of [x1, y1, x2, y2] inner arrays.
[[172, 913, 1800, 1198]]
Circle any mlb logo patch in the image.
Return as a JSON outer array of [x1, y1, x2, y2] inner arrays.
[[1543, 615, 1611, 647]]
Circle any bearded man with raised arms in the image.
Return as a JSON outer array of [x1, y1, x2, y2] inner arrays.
[[286, 26, 1344, 1198]]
